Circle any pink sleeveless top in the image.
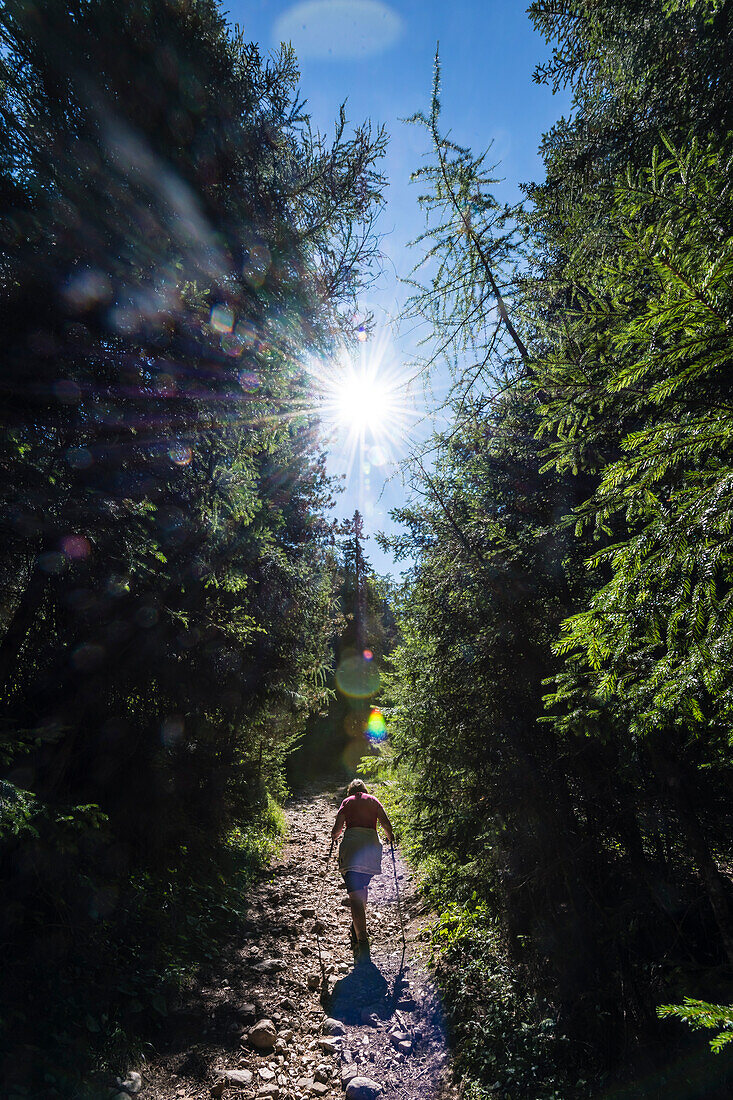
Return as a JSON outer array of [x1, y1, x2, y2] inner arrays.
[[339, 793, 382, 830]]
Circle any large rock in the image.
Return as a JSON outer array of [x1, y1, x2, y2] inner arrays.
[[345, 1079, 382, 1100], [247, 1019, 278, 1050]]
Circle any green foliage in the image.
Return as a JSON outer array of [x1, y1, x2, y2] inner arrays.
[[226, 794, 287, 878], [540, 137, 733, 738], [658, 998, 733, 1053], [0, 0, 385, 1092], [429, 902, 582, 1099], [383, 0, 733, 1094], [404, 50, 528, 385]]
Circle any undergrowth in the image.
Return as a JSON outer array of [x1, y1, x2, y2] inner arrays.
[[364, 762, 583, 1098], [1, 795, 287, 1099], [429, 902, 584, 1100]]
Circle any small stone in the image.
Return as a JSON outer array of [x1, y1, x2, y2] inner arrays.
[[312, 919, 326, 934], [279, 1029, 294, 1042], [307, 974, 320, 991], [248, 1020, 278, 1051], [314, 1064, 329, 1083], [257, 1087, 280, 1099], [360, 1010, 380, 1027], [223, 1068, 254, 1087], [301, 907, 316, 918], [116, 1072, 142, 1095], [318, 1038, 340, 1055], [323, 1017, 346, 1036], [210, 1081, 225, 1099], [397, 1041, 412, 1055], [311, 1086, 328, 1097], [259, 1066, 276, 1081], [345, 1078, 382, 1100], [252, 959, 286, 974]]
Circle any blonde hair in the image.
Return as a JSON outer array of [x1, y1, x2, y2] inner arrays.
[[347, 778, 368, 796]]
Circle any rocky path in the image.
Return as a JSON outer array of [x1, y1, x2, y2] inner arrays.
[[142, 785, 453, 1100]]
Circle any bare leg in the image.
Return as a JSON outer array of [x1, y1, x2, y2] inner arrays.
[[348, 887, 369, 941]]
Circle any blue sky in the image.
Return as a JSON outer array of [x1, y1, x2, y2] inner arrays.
[[227, 0, 571, 576]]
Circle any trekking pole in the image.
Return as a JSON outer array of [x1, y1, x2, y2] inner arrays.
[[315, 838, 335, 984], [390, 839, 407, 958]]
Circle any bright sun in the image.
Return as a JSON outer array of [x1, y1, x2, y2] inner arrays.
[[308, 336, 417, 477], [335, 369, 391, 434]]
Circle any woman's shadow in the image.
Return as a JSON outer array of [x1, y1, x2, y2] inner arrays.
[[321, 949, 393, 1025]]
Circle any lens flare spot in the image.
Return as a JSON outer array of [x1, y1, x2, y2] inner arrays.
[[236, 320, 258, 347], [54, 379, 81, 405], [71, 642, 105, 671], [156, 372, 177, 394], [366, 707, 387, 743], [243, 243, 271, 288], [363, 649, 373, 660], [221, 332, 244, 357], [136, 606, 159, 628], [368, 444, 388, 467], [66, 447, 93, 470], [335, 654, 380, 698], [38, 552, 65, 573], [210, 304, 234, 333], [61, 535, 91, 560], [238, 370, 261, 392], [161, 715, 184, 747], [169, 442, 192, 466], [107, 574, 129, 597]]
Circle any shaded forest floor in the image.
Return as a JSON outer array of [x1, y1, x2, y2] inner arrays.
[[141, 783, 454, 1100]]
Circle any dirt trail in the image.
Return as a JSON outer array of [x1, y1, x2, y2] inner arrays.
[[144, 785, 453, 1100]]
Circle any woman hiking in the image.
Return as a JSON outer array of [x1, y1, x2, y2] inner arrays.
[[331, 779, 394, 950]]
